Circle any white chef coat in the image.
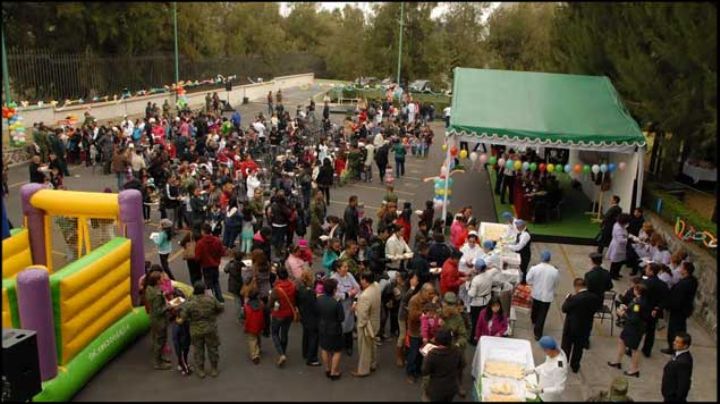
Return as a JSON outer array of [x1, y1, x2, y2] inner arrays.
[[478, 250, 503, 271], [467, 268, 498, 307], [506, 230, 530, 252], [526, 262, 559, 303], [459, 243, 482, 274], [534, 350, 568, 402]]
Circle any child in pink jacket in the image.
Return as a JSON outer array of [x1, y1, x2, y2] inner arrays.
[[420, 302, 443, 345]]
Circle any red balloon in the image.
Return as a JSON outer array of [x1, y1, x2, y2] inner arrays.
[[539, 163, 546, 172], [450, 146, 458, 157]]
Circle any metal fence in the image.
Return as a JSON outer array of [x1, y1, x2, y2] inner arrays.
[[7, 49, 328, 103]]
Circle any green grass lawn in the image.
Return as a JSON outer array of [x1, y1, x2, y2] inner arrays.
[[487, 169, 599, 240]]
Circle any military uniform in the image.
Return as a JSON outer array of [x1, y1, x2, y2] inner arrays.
[[179, 294, 224, 377], [441, 310, 468, 396], [309, 199, 326, 250], [145, 285, 170, 368]]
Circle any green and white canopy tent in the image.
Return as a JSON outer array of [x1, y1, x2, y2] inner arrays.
[[446, 67, 647, 214]]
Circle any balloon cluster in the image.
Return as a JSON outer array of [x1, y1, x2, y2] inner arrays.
[[2, 102, 27, 146]]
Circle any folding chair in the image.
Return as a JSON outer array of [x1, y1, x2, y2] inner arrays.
[[594, 290, 617, 336]]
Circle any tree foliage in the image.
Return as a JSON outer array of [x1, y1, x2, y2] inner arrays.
[[3, 2, 715, 171]]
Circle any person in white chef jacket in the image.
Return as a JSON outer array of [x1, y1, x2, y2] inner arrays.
[[459, 231, 483, 275], [526, 336, 568, 401]]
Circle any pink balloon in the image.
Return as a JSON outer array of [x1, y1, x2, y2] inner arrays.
[[479, 153, 488, 163], [618, 162, 627, 171]]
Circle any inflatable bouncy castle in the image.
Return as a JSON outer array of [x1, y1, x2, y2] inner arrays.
[[2, 183, 149, 401]]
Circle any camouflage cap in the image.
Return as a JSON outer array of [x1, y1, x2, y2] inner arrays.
[[609, 376, 629, 401]]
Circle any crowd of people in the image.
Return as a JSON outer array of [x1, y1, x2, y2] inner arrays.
[[12, 86, 700, 402]]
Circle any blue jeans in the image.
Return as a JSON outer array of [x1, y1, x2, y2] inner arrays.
[[406, 336, 423, 378], [116, 172, 125, 191], [223, 226, 241, 248], [271, 316, 292, 356], [395, 158, 405, 177]]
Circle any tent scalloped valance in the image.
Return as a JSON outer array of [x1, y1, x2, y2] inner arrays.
[[447, 129, 646, 154]]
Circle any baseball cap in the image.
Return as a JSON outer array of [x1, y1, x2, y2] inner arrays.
[[443, 292, 458, 304], [540, 250, 551, 262], [538, 336, 557, 350]]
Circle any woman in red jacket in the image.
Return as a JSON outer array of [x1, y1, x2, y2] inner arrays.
[[268, 267, 297, 368], [440, 250, 466, 296], [395, 202, 413, 243]]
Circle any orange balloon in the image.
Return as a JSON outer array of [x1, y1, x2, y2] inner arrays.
[[573, 164, 582, 173]]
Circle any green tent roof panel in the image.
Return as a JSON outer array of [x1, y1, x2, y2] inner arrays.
[[448, 68, 646, 153]]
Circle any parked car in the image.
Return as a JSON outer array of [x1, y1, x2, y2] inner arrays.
[[409, 79, 434, 93], [354, 77, 380, 87]]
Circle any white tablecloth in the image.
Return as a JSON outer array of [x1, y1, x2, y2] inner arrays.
[[472, 336, 538, 401], [683, 161, 717, 183]]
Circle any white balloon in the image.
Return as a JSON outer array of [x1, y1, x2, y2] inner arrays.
[[469, 152, 478, 162], [440, 166, 449, 177], [498, 158, 506, 168], [591, 164, 600, 174]]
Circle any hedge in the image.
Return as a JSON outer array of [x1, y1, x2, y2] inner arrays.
[[642, 180, 716, 255]]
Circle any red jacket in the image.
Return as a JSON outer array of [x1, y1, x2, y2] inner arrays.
[[195, 234, 225, 269], [298, 248, 313, 265], [396, 216, 411, 243], [270, 279, 297, 319], [440, 259, 464, 296], [244, 300, 265, 335]]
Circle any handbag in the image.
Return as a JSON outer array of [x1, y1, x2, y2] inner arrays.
[[276, 286, 300, 322], [182, 240, 196, 260]]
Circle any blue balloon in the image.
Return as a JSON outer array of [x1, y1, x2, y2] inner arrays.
[[522, 162, 530, 171], [600, 164, 608, 173], [564, 164, 571, 173], [505, 159, 514, 169], [608, 163, 616, 173]]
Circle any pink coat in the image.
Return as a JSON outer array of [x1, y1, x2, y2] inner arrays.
[[421, 314, 443, 341], [474, 308, 508, 340]]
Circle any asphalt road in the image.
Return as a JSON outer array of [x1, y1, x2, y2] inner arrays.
[[3, 84, 716, 402]]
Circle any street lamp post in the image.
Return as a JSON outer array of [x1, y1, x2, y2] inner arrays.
[[2, 24, 11, 104], [173, 2, 179, 108], [396, 2, 404, 88]]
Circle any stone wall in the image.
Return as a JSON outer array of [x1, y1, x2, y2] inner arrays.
[[645, 212, 717, 337]]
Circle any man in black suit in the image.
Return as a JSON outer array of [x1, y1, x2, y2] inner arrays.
[[640, 262, 670, 358], [584, 252, 613, 301], [661, 262, 699, 355], [597, 195, 622, 254], [561, 278, 602, 373], [583, 252, 613, 350], [661, 332, 693, 402]]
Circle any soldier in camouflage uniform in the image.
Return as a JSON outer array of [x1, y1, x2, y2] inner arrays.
[[178, 281, 224, 378], [145, 272, 172, 370], [440, 292, 469, 398]]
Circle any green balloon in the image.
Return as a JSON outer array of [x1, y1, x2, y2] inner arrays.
[[488, 156, 497, 165], [583, 164, 591, 173], [529, 162, 537, 172]]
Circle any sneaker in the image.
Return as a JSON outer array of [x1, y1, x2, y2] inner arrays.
[[209, 368, 219, 378], [252, 357, 260, 365], [196, 369, 206, 379], [276, 355, 287, 367], [307, 361, 321, 367]]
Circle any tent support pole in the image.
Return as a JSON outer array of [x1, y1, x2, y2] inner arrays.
[[635, 148, 645, 208]]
